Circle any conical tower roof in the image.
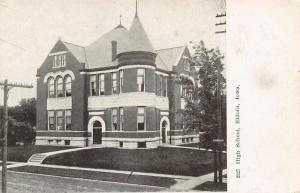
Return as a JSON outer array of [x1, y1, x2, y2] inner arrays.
[[129, 15, 154, 52]]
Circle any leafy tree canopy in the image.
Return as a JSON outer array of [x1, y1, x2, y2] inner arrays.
[[178, 41, 226, 146]]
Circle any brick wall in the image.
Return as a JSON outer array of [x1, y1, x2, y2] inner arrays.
[[36, 40, 87, 132]]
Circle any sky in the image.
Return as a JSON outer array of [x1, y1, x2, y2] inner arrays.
[[0, 0, 225, 106]]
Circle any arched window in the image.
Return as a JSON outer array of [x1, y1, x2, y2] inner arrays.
[[56, 76, 64, 97], [48, 77, 55, 98], [65, 76, 72, 97]]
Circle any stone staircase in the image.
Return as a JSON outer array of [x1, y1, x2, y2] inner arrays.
[[28, 154, 47, 164]]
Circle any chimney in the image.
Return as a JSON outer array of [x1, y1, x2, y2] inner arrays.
[[111, 41, 117, 61]]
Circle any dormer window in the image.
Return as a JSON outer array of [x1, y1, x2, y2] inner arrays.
[[183, 57, 190, 72], [53, 54, 66, 68], [184, 61, 190, 72]]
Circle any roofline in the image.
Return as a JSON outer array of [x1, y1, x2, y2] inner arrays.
[[63, 41, 85, 48], [79, 63, 175, 74], [156, 45, 186, 51]]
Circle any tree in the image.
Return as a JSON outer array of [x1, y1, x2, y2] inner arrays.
[[18, 98, 36, 127], [179, 41, 226, 148], [0, 98, 36, 146]]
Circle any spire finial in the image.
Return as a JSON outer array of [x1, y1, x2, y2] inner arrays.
[[135, 0, 138, 17], [120, 14, 122, 25]]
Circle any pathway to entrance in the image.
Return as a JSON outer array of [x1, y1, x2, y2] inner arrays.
[[170, 169, 227, 191], [27, 146, 102, 164]]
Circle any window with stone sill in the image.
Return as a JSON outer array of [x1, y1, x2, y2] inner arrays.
[[99, 74, 105, 95], [90, 75, 97, 96], [120, 70, 123, 93], [137, 69, 145, 92], [120, 107, 124, 131], [112, 72, 117, 94], [159, 75, 163, 96], [162, 76, 167, 97], [48, 111, 55, 130], [65, 110, 72, 130], [56, 110, 64, 131], [137, 107, 145, 131], [112, 108, 118, 131]]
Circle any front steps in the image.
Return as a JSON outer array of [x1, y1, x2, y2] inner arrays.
[[28, 154, 47, 164]]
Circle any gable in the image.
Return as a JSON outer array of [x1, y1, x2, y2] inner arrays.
[[49, 40, 69, 54], [155, 46, 190, 71]]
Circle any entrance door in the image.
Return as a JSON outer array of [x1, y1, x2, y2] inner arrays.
[[93, 121, 102, 144], [161, 121, 167, 143]]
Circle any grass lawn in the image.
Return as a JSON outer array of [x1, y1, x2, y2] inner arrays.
[[0, 145, 75, 162], [43, 146, 226, 176], [9, 165, 177, 187], [193, 181, 227, 191]]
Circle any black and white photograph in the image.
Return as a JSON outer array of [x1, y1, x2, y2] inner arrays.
[[1, 0, 300, 193], [0, 0, 226, 192]]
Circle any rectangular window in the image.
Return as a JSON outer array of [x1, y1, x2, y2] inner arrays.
[[58, 55, 61, 66], [137, 107, 145, 131], [90, 75, 97, 96], [165, 77, 168, 97], [65, 140, 70, 145], [56, 110, 64, 130], [120, 70, 123, 93], [112, 108, 118, 131], [53, 55, 66, 68], [120, 107, 123, 131], [181, 85, 192, 99], [137, 142, 146, 148], [181, 85, 187, 98], [62, 55, 66, 66], [137, 69, 145, 92], [99, 74, 105, 95], [112, 72, 117, 94], [162, 76, 167, 97], [48, 111, 55, 130], [53, 55, 57, 67], [65, 110, 71, 130], [160, 75, 163, 96], [183, 60, 190, 71]]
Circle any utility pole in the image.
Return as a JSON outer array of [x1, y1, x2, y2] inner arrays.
[[214, 3, 226, 186], [0, 79, 33, 193]]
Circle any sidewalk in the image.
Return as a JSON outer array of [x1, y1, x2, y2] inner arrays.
[[170, 169, 227, 191], [163, 144, 227, 153]]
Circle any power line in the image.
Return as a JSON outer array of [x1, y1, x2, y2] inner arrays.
[[0, 38, 26, 51]]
